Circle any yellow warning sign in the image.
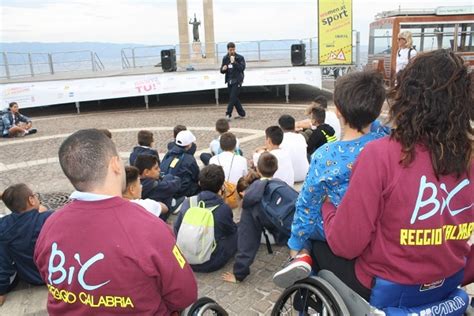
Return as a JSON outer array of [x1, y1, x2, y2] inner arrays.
[[318, 0, 352, 65]]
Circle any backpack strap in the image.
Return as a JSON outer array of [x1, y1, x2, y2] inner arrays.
[[190, 195, 219, 212]]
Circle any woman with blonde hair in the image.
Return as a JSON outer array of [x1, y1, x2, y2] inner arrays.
[[396, 30, 417, 73]]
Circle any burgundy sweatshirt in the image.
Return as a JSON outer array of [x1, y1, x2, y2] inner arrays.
[[323, 137, 473, 289], [34, 197, 197, 315]]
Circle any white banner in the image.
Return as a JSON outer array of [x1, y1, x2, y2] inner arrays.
[[0, 67, 322, 109]]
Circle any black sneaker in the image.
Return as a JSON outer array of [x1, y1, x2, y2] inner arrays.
[[26, 128, 37, 135]]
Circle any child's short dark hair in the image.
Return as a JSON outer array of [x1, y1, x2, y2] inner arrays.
[[199, 164, 225, 193], [265, 126, 284, 146], [125, 166, 140, 190], [334, 71, 385, 132], [220, 132, 236, 151], [215, 119, 230, 134], [313, 95, 328, 109], [1, 183, 33, 212], [99, 129, 112, 139], [134, 155, 159, 175], [138, 130, 154, 146], [257, 152, 278, 178], [9, 102, 18, 108], [311, 106, 326, 125], [278, 115, 295, 131], [173, 125, 187, 139]]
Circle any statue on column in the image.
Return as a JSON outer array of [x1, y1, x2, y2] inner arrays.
[[189, 14, 201, 42]]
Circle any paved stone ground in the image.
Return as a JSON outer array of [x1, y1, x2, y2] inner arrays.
[[0, 102, 472, 315]]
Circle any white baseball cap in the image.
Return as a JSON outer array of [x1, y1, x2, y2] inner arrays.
[[175, 130, 196, 147]]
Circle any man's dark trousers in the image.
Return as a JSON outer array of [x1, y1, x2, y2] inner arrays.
[[226, 82, 246, 118]]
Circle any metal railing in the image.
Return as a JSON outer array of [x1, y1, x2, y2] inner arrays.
[[120, 38, 321, 69], [0, 50, 105, 79]]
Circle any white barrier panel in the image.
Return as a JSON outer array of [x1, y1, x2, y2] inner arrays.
[[0, 67, 322, 109]]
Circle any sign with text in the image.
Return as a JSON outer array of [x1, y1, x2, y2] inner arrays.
[[318, 0, 353, 65]]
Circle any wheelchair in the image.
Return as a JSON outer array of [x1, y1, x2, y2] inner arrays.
[[271, 270, 473, 316], [185, 297, 228, 316]]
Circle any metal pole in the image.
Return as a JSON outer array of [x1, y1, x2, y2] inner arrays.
[[215, 43, 219, 63], [75, 102, 80, 114], [91, 51, 96, 72], [156, 94, 159, 103], [3, 52, 11, 79], [257, 42, 261, 61], [309, 38, 313, 63], [215, 88, 219, 105], [28, 53, 35, 77], [285, 84, 290, 104], [48, 54, 54, 75], [144, 95, 149, 110], [355, 31, 360, 68], [132, 48, 136, 68]]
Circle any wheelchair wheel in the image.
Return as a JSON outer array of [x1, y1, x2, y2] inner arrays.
[[187, 297, 228, 316], [271, 277, 349, 316]]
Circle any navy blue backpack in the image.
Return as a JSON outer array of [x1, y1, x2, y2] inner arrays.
[[256, 179, 298, 253]]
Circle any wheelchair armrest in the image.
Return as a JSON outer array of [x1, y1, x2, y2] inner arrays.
[[317, 270, 385, 316]]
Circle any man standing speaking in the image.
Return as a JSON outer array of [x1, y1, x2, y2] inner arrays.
[[220, 42, 246, 120]]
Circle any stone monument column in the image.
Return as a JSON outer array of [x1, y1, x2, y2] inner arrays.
[[177, 0, 190, 62], [203, 0, 216, 60]]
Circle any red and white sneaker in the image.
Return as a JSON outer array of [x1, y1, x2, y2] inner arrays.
[[273, 254, 313, 288]]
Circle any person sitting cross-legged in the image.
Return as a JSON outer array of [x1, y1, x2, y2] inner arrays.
[[0, 184, 52, 306], [174, 164, 238, 273]]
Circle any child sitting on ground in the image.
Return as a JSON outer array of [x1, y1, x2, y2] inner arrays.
[[222, 152, 295, 283], [253, 126, 294, 187], [306, 106, 337, 160], [174, 164, 238, 273], [273, 70, 389, 288], [123, 166, 168, 218], [134, 154, 181, 220], [278, 114, 309, 182], [296, 96, 341, 141], [129, 130, 160, 166], [167, 125, 197, 154], [209, 132, 248, 184], [161, 130, 200, 198], [200, 119, 242, 166], [0, 184, 52, 306]]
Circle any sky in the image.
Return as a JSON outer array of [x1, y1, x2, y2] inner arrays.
[[1, 0, 472, 46]]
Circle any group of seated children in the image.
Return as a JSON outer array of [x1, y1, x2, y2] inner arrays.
[[3, 50, 472, 313]]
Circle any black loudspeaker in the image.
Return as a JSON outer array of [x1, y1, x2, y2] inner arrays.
[[161, 49, 177, 72], [291, 44, 306, 66]]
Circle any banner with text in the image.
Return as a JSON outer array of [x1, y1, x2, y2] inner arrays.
[[318, 0, 352, 65]]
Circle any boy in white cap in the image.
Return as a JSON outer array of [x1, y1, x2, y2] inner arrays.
[[161, 130, 200, 198]]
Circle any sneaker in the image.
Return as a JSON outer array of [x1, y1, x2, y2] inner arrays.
[[171, 196, 186, 215], [273, 254, 313, 288], [26, 128, 37, 135], [234, 115, 246, 120], [225, 115, 232, 121]]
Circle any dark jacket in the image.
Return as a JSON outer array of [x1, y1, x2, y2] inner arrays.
[[129, 146, 160, 166], [161, 144, 200, 198], [141, 174, 181, 210], [174, 191, 237, 272], [167, 141, 197, 155], [233, 179, 289, 281], [220, 53, 246, 85], [0, 209, 53, 294], [307, 123, 336, 156]]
